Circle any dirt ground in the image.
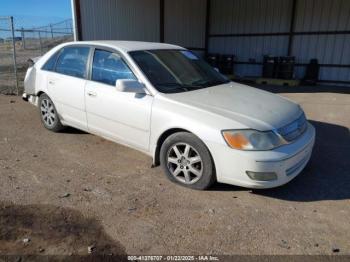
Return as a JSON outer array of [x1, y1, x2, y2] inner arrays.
[[0, 85, 349, 257]]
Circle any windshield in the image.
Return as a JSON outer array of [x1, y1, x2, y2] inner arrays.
[[129, 49, 230, 93]]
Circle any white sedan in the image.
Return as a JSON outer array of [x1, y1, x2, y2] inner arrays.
[[23, 41, 315, 190]]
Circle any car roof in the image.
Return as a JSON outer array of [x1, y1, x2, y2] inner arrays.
[[64, 40, 185, 52]]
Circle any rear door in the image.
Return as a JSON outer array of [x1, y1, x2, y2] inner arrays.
[[46, 46, 90, 130], [85, 48, 153, 151]]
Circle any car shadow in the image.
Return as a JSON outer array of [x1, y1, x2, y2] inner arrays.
[[0, 202, 127, 260], [61, 126, 88, 135], [211, 120, 350, 202]]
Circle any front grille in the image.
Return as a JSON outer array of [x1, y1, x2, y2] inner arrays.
[[277, 113, 307, 142]]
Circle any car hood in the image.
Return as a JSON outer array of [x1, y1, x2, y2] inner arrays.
[[164, 82, 302, 131]]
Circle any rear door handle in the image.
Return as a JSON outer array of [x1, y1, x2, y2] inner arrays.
[[48, 80, 55, 85], [87, 91, 97, 97]]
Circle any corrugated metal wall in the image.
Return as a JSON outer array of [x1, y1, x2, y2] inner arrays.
[[210, 0, 292, 34], [208, 0, 350, 82], [77, 0, 349, 83], [79, 0, 159, 42], [164, 0, 206, 50], [209, 0, 292, 77], [78, 0, 206, 52], [292, 0, 350, 82]]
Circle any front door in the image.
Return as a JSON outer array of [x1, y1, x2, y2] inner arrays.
[[85, 49, 153, 151]]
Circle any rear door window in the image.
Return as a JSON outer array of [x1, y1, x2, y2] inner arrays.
[[91, 49, 136, 86], [55, 46, 90, 78]]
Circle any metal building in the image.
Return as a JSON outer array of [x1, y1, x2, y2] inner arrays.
[[71, 0, 350, 85]]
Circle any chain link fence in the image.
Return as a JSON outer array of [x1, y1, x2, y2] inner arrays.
[[0, 17, 73, 95], [0, 16, 18, 95]]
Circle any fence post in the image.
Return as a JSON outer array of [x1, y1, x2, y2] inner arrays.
[[21, 27, 26, 49], [38, 30, 43, 55], [69, 20, 73, 35], [10, 16, 19, 95], [50, 24, 54, 38]]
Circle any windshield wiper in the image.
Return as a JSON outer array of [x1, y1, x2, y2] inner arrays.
[[191, 79, 228, 87], [156, 83, 189, 92], [156, 82, 209, 93]]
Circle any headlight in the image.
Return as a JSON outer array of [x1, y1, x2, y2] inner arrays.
[[222, 130, 285, 150]]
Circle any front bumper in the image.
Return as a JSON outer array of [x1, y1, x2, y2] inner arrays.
[[206, 122, 316, 188]]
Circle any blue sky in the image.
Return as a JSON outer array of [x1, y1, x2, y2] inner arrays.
[[1, 0, 72, 28]]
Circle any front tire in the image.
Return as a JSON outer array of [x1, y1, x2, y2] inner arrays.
[[38, 93, 65, 132], [160, 132, 216, 190]]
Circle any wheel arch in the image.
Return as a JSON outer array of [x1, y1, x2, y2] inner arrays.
[[153, 128, 191, 167], [36, 90, 45, 97], [153, 128, 216, 173], [35, 91, 50, 106]]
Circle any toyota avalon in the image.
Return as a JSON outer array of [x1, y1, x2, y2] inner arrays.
[[23, 41, 315, 190]]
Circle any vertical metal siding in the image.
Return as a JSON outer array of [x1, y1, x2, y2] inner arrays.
[[164, 0, 206, 49], [294, 0, 350, 31], [293, 0, 350, 82], [210, 0, 292, 34], [208, 0, 350, 82], [209, 0, 293, 77], [79, 0, 159, 41], [76, 0, 349, 83]]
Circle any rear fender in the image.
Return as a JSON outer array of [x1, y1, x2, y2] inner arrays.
[[24, 66, 37, 95]]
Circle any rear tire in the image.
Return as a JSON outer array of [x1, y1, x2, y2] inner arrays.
[[160, 132, 216, 190], [38, 93, 65, 132]]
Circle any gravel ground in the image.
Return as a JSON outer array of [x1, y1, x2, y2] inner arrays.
[[0, 85, 349, 257]]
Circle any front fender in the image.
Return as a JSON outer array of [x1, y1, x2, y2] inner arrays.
[[149, 105, 227, 166]]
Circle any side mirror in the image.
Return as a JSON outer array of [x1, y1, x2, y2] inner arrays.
[[115, 79, 146, 94]]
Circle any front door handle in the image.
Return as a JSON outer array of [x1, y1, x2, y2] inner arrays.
[[48, 80, 55, 85], [87, 91, 97, 97]]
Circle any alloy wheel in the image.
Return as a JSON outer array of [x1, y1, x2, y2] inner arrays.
[[166, 143, 203, 184], [40, 98, 56, 127]]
